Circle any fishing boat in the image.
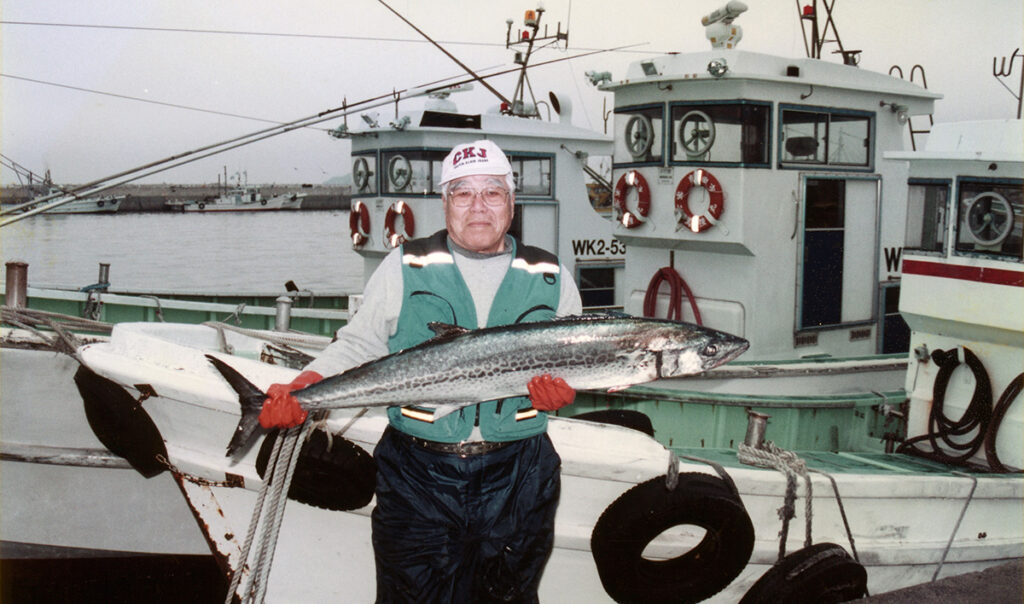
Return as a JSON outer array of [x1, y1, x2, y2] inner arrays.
[[177, 186, 305, 212], [884, 118, 1023, 474], [0, 262, 350, 559], [12, 188, 126, 214]]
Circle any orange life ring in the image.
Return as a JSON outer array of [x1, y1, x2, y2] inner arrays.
[[613, 170, 651, 228], [675, 169, 724, 233], [384, 201, 415, 248], [349, 200, 370, 248]]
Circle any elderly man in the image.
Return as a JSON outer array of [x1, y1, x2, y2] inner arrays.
[[260, 139, 582, 603]]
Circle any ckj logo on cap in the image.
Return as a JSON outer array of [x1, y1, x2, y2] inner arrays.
[[451, 146, 489, 166]]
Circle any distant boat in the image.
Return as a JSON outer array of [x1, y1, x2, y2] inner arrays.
[[20, 188, 126, 214], [174, 186, 305, 212]]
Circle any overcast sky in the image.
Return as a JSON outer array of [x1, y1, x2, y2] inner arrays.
[[2, 0, 1022, 186]]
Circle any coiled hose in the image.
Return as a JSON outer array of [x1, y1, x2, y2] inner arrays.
[[643, 267, 702, 324]]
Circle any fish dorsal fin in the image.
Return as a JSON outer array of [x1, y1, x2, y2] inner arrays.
[[427, 322, 470, 342]]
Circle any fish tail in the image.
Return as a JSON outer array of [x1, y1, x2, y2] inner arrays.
[[205, 354, 266, 458]]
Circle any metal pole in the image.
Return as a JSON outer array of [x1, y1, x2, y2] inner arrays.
[[5, 261, 29, 308], [743, 410, 771, 448], [97, 263, 111, 292], [274, 296, 293, 332]]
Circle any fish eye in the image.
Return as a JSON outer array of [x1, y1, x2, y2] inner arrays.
[[702, 344, 719, 357]]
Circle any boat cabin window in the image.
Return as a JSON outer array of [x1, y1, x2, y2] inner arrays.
[[669, 102, 770, 165], [904, 179, 950, 254], [352, 153, 377, 195], [954, 179, 1023, 260], [614, 106, 664, 165], [779, 108, 871, 168], [509, 155, 553, 197], [382, 150, 448, 195], [577, 264, 619, 311]]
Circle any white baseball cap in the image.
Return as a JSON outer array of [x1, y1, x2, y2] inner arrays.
[[439, 140, 513, 187]]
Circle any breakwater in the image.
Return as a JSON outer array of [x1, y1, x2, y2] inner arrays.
[[0, 183, 351, 212]]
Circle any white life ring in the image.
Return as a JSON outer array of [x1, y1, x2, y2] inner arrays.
[[349, 200, 370, 248], [613, 170, 651, 229], [674, 169, 724, 233], [384, 201, 415, 248]]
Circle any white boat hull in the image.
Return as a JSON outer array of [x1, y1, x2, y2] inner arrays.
[[0, 345, 209, 556], [72, 323, 1023, 601]]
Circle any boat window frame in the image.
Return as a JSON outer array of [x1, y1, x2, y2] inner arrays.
[[902, 178, 952, 258], [667, 100, 772, 169], [351, 150, 379, 197], [508, 151, 556, 200], [380, 148, 449, 196], [575, 260, 624, 312], [952, 176, 1024, 263], [777, 104, 875, 172], [612, 103, 667, 168]]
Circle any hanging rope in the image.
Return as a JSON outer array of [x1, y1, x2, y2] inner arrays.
[[225, 408, 368, 603], [225, 421, 310, 604], [738, 442, 813, 560]]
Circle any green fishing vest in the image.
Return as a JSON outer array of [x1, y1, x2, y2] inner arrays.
[[387, 230, 562, 442]]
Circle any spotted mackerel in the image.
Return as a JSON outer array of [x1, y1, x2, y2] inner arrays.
[[209, 315, 749, 456]]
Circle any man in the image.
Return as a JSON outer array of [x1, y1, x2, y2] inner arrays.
[[260, 139, 582, 603]]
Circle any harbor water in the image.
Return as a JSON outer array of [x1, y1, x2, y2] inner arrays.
[[0, 210, 365, 294]]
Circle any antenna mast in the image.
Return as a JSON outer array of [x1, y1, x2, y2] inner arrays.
[[505, 6, 569, 117], [797, 0, 861, 66]]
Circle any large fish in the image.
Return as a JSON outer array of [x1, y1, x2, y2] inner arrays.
[[208, 315, 749, 456]]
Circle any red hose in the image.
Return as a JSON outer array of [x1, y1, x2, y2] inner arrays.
[[643, 267, 702, 325]]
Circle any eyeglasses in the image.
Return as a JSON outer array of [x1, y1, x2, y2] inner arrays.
[[447, 187, 510, 208]]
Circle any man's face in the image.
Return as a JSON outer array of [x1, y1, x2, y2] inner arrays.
[[444, 174, 514, 254]]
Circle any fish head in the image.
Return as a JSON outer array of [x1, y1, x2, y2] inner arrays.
[[656, 324, 749, 377]]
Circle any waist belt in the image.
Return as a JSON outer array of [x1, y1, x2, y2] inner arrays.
[[393, 429, 515, 457]]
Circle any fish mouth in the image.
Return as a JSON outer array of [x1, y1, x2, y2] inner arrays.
[[715, 337, 750, 368]]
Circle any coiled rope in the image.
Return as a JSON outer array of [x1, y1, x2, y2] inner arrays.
[[738, 442, 813, 560]]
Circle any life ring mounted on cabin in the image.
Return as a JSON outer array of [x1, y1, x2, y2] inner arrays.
[[675, 169, 725, 233], [384, 201, 415, 248], [349, 200, 370, 248], [613, 170, 651, 229]]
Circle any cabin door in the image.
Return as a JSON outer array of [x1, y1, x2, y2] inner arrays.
[[797, 176, 880, 331]]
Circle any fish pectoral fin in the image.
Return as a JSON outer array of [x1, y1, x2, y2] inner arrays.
[[426, 322, 470, 342], [605, 384, 632, 393]]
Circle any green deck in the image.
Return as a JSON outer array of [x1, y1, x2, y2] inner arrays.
[[2, 287, 350, 337], [567, 385, 908, 454]]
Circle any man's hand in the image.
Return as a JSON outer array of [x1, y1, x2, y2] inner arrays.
[[259, 370, 323, 429], [528, 374, 575, 411]]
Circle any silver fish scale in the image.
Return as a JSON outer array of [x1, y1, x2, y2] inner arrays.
[[291, 318, 715, 411]]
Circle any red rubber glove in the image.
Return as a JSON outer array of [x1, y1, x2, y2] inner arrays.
[[259, 370, 323, 429], [528, 374, 575, 411]]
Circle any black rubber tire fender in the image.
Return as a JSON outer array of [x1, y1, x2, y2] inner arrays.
[[591, 472, 755, 603], [75, 365, 168, 478], [256, 428, 376, 511], [738, 542, 867, 604]]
